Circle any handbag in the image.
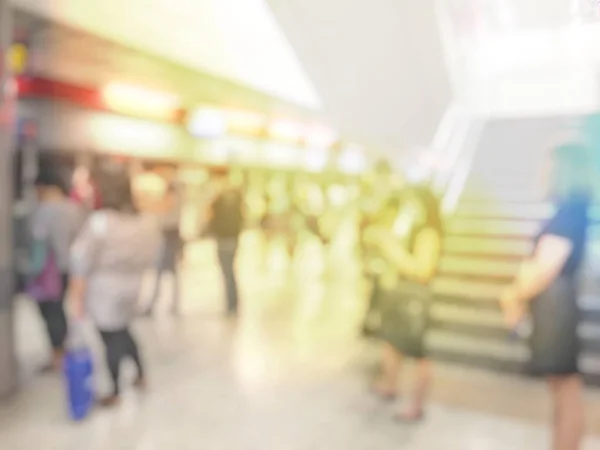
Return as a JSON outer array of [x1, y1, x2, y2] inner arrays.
[[26, 249, 63, 302]]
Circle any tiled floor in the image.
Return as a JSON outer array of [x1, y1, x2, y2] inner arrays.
[[2, 234, 600, 449]]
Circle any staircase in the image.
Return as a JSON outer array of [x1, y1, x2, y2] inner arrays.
[[428, 117, 600, 384]]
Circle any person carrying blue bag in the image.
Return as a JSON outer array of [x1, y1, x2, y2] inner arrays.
[[68, 171, 161, 407]]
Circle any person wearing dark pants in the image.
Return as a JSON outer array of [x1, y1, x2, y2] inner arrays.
[[500, 143, 591, 450], [37, 274, 70, 365], [31, 166, 83, 371], [145, 230, 181, 316], [69, 172, 161, 407], [217, 239, 239, 314], [209, 171, 243, 316], [144, 179, 183, 317], [99, 328, 145, 397]]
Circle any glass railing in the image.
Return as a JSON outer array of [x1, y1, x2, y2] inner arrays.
[[428, 103, 484, 214]]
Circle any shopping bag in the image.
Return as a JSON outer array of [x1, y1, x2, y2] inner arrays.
[[63, 321, 94, 421]]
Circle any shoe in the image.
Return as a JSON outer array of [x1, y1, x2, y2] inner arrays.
[[98, 395, 120, 408], [133, 377, 148, 392], [370, 382, 398, 402], [38, 363, 55, 374], [394, 409, 425, 423]]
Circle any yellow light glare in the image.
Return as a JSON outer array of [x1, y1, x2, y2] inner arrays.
[[263, 143, 301, 167], [103, 83, 180, 120], [225, 109, 266, 135], [305, 125, 337, 149], [268, 119, 304, 142], [9, 43, 27, 75], [187, 108, 227, 138], [338, 145, 366, 174], [304, 149, 329, 172], [88, 114, 176, 156]]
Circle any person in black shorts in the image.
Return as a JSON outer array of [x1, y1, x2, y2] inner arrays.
[[500, 143, 592, 450], [366, 185, 443, 422]]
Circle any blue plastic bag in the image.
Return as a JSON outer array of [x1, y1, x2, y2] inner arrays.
[[63, 322, 94, 421]]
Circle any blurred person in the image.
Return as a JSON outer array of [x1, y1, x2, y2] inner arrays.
[[208, 171, 244, 315], [366, 185, 442, 421], [285, 195, 306, 262], [500, 143, 592, 450], [30, 165, 83, 371], [143, 168, 183, 316], [360, 194, 392, 336], [70, 166, 101, 212], [69, 172, 161, 407]]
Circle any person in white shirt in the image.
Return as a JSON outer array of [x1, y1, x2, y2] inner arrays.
[[69, 172, 161, 406]]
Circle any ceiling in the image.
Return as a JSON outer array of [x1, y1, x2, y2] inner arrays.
[[12, 10, 317, 119], [13, 0, 454, 160], [267, 0, 452, 160], [443, 0, 600, 116], [447, 0, 597, 35], [12, 0, 321, 109]]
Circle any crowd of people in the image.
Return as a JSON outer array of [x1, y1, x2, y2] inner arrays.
[[23, 140, 594, 448]]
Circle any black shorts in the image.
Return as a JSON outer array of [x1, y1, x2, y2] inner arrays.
[[529, 276, 581, 376], [379, 282, 431, 359]]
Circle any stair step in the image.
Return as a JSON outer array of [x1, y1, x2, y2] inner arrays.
[[430, 303, 505, 329], [453, 201, 551, 221], [444, 236, 532, 258], [461, 188, 544, 203], [439, 256, 520, 279], [426, 329, 528, 362], [447, 218, 539, 238], [432, 276, 507, 300]]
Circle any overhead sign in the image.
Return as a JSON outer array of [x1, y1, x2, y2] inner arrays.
[[187, 106, 266, 138], [101, 83, 181, 122]]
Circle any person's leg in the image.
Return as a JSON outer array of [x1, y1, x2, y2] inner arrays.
[[160, 237, 180, 315], [373, 342, 402, 399], [145, 268, 163, 315], [398, 358, 432, 421], [38, 302, 66, 371], [549, 375, 585, 450], [549, 378, 563, 448], [217, 240, 239, 315], [122, 328, 146, 388], [170, 268, 180, 315], [99, 330, 124, 405], [144, 240, 167, 316], [363, 276, 381, 335], [55, 299, 68, 344]]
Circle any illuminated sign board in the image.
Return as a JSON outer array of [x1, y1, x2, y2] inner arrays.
[[102, 83, 181, 122], [187, 107, 266, 138], [267, 118, 304, 143], [87, 113, 182, 157]]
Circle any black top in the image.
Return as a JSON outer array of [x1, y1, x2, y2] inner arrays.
[[210, 189, 243, 239], [536, 195, 590, 277]]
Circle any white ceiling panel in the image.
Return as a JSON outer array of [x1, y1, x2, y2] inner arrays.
[[12, 0, 321, 109], [267, 0, 452, 158]]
